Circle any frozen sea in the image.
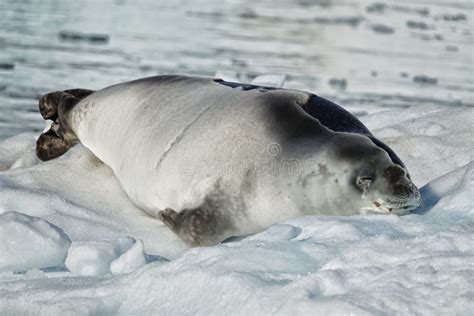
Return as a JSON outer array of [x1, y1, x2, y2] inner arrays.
[[0, 0, 473, 315]]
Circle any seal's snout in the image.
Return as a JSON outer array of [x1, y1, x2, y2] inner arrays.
[[386, 179, 420, 214], [407, 184, 421, 209], [362, 165, 420, 215], [383, 165, 418, 198]]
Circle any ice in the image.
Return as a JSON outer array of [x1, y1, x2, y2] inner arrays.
[[214, 71, 240, 83], [0, 212, 71, 273], [0, 133, 39, 171], [110, 239, 147, 275], [65, 237, 146, 276]]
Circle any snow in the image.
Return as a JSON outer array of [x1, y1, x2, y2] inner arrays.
[[251, 74, 286, 87], [0, 96, 472, 314], [109, 239, 147, 275], [65, 237, 146, 276], [0, 133, 39, 171], [0, 212, 71, 273]]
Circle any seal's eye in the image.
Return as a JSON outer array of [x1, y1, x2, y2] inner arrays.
[[356, 176, 373, 194]]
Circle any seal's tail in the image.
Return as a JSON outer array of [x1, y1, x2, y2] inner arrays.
[[36, 88, 95, 161]]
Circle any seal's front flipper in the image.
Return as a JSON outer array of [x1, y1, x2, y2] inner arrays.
[[158, 203, 233, 247], [158, 208, 183, 229]]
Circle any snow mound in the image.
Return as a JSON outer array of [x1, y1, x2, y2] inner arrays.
[[0, 133, 39, 171], [110, 239, 148, 274], [0, 212, 71, 272], [65, 237, 147, 276]]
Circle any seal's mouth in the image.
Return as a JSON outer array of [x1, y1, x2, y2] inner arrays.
[[361, 198, 420, 215], [360, 181, 421, 215]]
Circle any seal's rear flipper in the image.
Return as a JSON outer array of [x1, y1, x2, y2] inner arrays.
[[39, 91, 63, 121], [36, 129, 75, 161], [39, 89, 95, 121], [36, 89, 94, 161]]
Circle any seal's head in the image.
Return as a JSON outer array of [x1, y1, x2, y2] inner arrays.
[[330, 134, 420, 215], [353, 163, 420, 215]]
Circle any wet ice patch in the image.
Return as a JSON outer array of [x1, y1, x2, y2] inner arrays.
[[0, 63, 14, 70], [58, 31, 109, 44], [328, 78, 348, 90], [413, 75, 438, 85], [369, 23, 395, 34], [0, 212, 71, 273]]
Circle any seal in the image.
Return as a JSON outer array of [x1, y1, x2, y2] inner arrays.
[[36, 75, 420, 246]]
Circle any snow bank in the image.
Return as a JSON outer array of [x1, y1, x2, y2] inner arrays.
[[0, 212, 71, 272], [110, 239, 148, 274], [0, 133, 39, 171], [0, 143, 187, 259], [65, 237, 147, 276]]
